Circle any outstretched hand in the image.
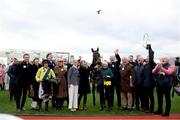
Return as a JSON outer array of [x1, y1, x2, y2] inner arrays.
[[114, 49, 119, 54]]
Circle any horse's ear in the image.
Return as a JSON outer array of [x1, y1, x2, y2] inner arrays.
[[97, 47, 99, 52], [91, 48, 94, 52]]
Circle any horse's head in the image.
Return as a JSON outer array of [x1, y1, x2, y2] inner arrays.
[[91, 48, 101, 64]]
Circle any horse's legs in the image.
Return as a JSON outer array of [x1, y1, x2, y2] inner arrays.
[[92, 83, 96, 106]]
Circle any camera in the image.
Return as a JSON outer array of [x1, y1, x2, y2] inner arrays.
[[175, 57, 180, 66]]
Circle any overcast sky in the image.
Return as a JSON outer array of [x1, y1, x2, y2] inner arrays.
[[0, 0, 179, 62]]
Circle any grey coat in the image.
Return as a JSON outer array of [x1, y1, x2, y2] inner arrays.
[[67, 66, 80, 85]]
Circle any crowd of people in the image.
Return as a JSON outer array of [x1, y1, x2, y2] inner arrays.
[[0, 49, 177, 117]]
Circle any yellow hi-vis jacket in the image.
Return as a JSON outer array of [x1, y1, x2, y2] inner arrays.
[[36, 67, 56, 82]]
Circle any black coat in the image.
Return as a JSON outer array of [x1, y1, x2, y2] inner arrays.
[[66, 63, 72, 71], [31, 64, 42, 101], [15, 61, 33, 87], [31, 64, 42, 84], [48, 60, 56, 69], [7, 64, 18, 90], [134, 63, 144, 86], [143, 45, 156, 88], [142, 63, 155, 88], [78, 66, 90, 94], [109, 54, 121, 85], [8, 64, 18, 81]]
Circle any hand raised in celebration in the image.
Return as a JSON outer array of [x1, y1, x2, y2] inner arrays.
[[114, 49, 119, 54]]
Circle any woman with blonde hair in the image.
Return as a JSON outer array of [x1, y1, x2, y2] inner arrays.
[[54, 58, 68, 110], [67, 60, 80, 112], [78, 60, 90, 110]]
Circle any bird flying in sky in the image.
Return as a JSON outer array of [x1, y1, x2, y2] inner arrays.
[[97, 10, 101, 14]]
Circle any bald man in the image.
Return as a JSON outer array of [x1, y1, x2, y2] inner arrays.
[[153, 57, 175, 116]]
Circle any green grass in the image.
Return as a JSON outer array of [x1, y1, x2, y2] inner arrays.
[[0, 90, 180, 116]]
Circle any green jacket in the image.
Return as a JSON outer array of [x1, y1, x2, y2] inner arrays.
[[99, 67, 113, 85]]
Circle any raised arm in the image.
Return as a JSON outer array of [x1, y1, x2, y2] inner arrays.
[[115, 49, 121, 66], [115, 54, 121, 65]]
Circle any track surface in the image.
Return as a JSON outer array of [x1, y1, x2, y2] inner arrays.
[[20, 114, 180, 120]]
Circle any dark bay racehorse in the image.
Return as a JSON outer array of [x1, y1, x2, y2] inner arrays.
[[90, 48, 101, 106]]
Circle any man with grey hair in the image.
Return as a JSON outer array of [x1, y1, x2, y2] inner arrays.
[[153, 57, 175, 116], [99, 60, 113, 111], [120, 57, 135, 110], [134, 56, 145, 111], [109, 49, 121, 110]]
